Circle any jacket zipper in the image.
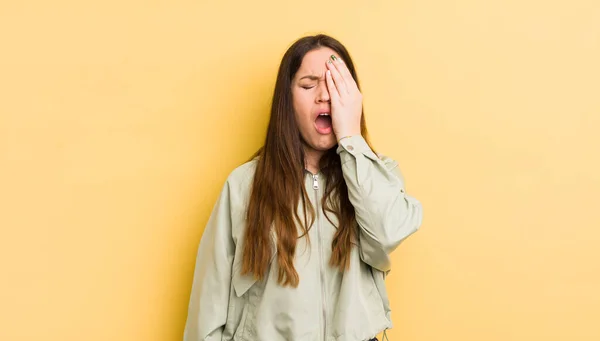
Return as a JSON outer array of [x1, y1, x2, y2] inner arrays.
[[312, 174, 327, 341]]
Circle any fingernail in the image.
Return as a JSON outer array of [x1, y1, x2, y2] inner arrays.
[[331, 55, 337, 61], [327, 60, 332, 64]]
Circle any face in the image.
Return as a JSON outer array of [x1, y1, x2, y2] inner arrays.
[[292, 47, 339, 154]]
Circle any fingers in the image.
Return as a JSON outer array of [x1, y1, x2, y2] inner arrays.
[[326, 57, 348, 95], [327, 55, 358, 94], [325, 69, 340, 101]]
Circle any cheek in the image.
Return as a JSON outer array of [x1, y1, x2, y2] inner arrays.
[[292, 91, 314, 122]]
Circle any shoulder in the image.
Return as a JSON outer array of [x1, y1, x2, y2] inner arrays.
[[221, 158, 258, 201], [221, 159, 258, 236], [227, 158, 258, 184]]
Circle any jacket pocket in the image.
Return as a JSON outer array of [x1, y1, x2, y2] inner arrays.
[[230, 248, 277, 341], [231, 243, 277, 297], [365, 266, 389, 320], [231, 228, 278, 297], [232, 272, 257, 298]]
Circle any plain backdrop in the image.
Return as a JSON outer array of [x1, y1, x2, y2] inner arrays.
[[1, 1, 599, 340]]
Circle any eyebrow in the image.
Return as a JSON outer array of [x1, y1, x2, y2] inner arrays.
[[298, 75, 323, 81]]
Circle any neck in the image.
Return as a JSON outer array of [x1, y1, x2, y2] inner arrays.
[[303, 146, 325, 174]]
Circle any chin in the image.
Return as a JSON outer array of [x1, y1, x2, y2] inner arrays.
[[312, 135, 337, 151]]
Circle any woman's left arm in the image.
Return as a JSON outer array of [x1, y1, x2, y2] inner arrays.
[[324, 55, 423, 272], [337, 135, 423, 272]]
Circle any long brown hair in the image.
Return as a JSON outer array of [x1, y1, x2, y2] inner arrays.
[[241, 34, 376, 287]]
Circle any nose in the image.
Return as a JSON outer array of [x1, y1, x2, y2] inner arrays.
[[316, 80, 330, 103]]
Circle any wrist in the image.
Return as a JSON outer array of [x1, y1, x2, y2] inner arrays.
[[337, 136, 352, 143], [336, 132, 361, 143]]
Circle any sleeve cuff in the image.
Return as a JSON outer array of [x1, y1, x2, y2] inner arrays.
[[336, 135, 379, 160]]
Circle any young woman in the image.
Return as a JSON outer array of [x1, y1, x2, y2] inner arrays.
[[183, 34, 423, 341]]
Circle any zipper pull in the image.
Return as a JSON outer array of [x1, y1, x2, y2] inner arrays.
[[312, 174, 319, 190]]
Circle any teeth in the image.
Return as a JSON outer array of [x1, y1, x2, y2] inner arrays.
[[319, 113, 330, 116]]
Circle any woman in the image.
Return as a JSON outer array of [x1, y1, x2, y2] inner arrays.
[[183, 34, 423, 341]]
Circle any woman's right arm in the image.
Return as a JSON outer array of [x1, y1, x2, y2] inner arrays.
[[183, 181, 235, 341]]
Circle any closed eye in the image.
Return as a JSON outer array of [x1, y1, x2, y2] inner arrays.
[[301, 86, 315, 90]]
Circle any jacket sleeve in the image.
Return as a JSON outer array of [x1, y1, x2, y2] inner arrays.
[[337, 135, 423, 272], [183, 180, 235, 341]]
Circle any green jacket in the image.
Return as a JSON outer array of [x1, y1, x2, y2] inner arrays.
[[183, 135, 423, 341]]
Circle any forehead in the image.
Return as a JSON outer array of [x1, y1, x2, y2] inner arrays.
[[297, 47, 338, 75]]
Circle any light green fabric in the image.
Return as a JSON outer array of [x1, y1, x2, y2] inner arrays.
[[183, 135, 423, 341]]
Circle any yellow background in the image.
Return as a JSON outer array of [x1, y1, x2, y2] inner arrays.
[[1, 1, 599, 340]]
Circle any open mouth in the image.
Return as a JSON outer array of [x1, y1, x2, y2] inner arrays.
[[315, 112, 332, 135]]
